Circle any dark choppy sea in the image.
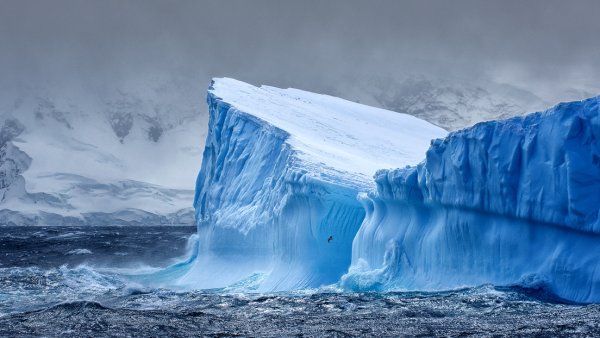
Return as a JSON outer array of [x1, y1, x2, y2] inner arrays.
[[1, 226, 599, 337]]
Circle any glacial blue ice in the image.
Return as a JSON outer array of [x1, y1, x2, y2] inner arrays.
[[343, 96, 600, 303], [178, 78, 446, 290], [181, 78, 600, 303]]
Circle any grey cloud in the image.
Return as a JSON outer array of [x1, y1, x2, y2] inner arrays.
[[1, 0, 599, 101]]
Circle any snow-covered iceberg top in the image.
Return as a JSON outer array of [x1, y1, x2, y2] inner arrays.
[[207, 78, 446, 189], [181, 78, 445, 290]]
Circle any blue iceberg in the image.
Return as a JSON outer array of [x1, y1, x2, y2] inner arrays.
[[343, 96, 600, 303], [178, 78, 446, 290], [181, 78, 600, 303]]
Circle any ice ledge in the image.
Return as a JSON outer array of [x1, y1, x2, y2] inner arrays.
[[208, 77, 447, 189], [414, 96, 599, 232], [345, 95, 600, 303], [183, 78, 445, 290]]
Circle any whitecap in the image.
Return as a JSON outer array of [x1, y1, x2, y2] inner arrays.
[[67, 249, 93, 255]]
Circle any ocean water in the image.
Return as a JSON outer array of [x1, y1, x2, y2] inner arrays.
[[0, 226, 599, 337]]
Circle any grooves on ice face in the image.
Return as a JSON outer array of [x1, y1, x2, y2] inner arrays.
[[181, 78, 600, 304], [343, 96, 600, 303], [178, 78, 446, 290]]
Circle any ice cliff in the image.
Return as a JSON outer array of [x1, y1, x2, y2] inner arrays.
[[181, 78, 446, 290], [343, 96, 600, 303], [185, 78, 600, 303]]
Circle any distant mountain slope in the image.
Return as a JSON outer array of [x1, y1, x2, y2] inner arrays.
[[337, 75, 550, 131], [0, 81, 206, 226]]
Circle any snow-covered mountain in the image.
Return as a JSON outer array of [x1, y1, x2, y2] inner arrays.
[[0, 81, 207, 226]]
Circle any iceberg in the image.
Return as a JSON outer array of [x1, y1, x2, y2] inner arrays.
[[183, 78, 600, 303], [179, 78, 446, 290], [343, 96, 600, 303]]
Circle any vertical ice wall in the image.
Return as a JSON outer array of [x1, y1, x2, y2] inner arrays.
[[344, 96, 600, 303], [179, 78, 446, 290], [180, 78, 600, 303], [188, 96, 365, 289]]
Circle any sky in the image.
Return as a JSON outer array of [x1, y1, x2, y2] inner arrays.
[[1, 0, 599, 103]]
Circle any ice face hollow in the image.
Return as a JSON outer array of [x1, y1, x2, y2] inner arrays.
[[180, 78, 446, 291], [344, 96, 600, 303]]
